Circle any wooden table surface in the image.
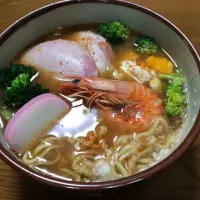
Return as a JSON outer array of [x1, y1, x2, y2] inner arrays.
[[0, 0, 200, 199]]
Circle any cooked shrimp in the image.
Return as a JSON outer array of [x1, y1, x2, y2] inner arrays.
[[60, 78, 164, 132]]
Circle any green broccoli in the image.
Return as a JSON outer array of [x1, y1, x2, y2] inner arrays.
[[4, 73, 49, 108], [159, 71, 186, 117], [134, 36, 160, 55], [0, 64, 37, 88], [97, 21, 130, 43]]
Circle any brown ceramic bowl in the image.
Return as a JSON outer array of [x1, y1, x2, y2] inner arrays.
[[0, 0, 200, 192]]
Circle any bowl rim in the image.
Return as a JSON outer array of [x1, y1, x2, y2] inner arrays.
[[0, 0, 200, 191]]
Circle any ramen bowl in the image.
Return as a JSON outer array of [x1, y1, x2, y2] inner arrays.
[[0, 0, 200, 191]]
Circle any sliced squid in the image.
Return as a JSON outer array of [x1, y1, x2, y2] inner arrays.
[[121, 60, 152, 84], [20, 39, 99, 78], [69, 31, 115, 73], [120, 60, 163, 94]]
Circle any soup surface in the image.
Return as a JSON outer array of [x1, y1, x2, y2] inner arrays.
[[0, 22, 187, 182]]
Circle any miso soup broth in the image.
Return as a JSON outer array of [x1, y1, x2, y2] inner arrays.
[[1, 22, 187, 182]]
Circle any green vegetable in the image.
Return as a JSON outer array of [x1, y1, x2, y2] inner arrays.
[[1, 107, 15, 121], [97, 21, 130, 43], [4, 73, 49, 108], [0, 64, 37, 88], [134, 36, 160, 55], [159, 71, 186, 117]]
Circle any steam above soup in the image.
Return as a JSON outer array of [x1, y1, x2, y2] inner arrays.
[[0, 21, 187, 182]]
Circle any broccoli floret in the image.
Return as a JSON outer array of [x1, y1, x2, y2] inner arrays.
[[97, 21, 130, 43], [4, 73, 49, 108], [134, 36, 160, 55], [0, 64, 37, 88], [159, 72, 186, 117]]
